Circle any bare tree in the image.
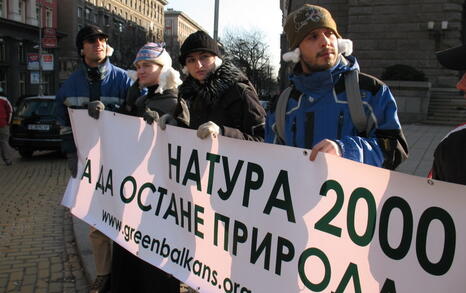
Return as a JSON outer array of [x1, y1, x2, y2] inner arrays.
[[222, 29, 278, 98]]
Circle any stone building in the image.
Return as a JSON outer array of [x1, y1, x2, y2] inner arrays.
[[58, 0, 168, 85], [280, 0, 466, 124], [164, 8, 205, 70], [0, 0, 58, 101]]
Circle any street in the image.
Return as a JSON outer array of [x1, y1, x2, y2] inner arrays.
[[0, 123, 453, 292], [0, 151, 88, 293]]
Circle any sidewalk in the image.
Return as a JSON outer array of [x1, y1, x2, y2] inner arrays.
[[72, 123, 453, 289]]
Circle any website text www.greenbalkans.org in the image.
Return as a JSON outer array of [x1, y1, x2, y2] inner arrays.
[[101, 209, 252, 293]]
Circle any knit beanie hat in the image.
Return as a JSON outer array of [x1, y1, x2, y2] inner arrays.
[[179, 31, 221, 65], [133, 42, 182, 94], [284, 4, 341, 49]]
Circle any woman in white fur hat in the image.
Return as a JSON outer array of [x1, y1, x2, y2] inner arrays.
[[112, 42, 186, 293], [121, 42, 188, 126]]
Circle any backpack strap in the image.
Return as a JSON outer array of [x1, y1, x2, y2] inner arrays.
[[274, 86, 293, 144], [344, 70, 374, 136]]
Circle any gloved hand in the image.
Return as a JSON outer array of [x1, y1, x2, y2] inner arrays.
[[197, 121, 222, 139], [143, 108, 160, 125], [158, 113, 177, 130], [66, 152, 78, 178], [88, 100, 105, 119]]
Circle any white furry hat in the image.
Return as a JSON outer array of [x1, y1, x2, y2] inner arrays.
[[282, 38, 353, 63], [133, 42, 182, 93]]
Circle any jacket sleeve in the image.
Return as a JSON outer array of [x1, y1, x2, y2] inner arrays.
[[335, 84, 408, 169], [222, 84, 266, 142]]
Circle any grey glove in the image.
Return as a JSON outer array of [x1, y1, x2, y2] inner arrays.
[[158, 113, 177, 130], [66, 152, 78, 178], [143, 108, 160, 125], [88, 100, 105, 119], [197, 121, 222, 139]]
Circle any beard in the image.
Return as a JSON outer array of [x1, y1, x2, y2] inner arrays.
[[302, 49, 339, 72]]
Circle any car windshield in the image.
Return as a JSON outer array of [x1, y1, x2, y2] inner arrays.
[[17, 99, 56, 117]]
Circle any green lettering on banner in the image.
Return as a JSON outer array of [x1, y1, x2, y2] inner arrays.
[[214, 213, 230, 251], [138, 182, 155, 211], [380, 279, 397, 293], [206, 153, 220, 195], [332, 263, 361, 293], [95, 165, 105, 194], [168, 143, 181, 182], [194, 205, 204, 239], [243, 162, 264, 207], [182, 149, 201, 191], [163, 193, 179, 225], [179, 197, 192, 232], [233, 220, 248, 256], [298, 247, 331, 291], [275, 236, 294, 275], [263, 170, 295, 223], [141, 235, 151, 249], [134, 231, 142, 244], [379, 196, 413, 260], [105, 169, 113, 196], [315, 179, 344, 237], [250, 227, 272, 271], [81, 159, 92, 183], [120, 176, 137, 203], [347, 187, 376, 246], [218, 157, 244, 200]]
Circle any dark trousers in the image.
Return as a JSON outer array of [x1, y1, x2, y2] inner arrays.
[[111, 242, 180, 293]]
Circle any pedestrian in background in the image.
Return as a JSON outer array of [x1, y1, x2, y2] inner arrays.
[[429, 45, 466, 185], [55, 24, 132, 293], [0, 87, 14, 166], [161, 30, 266, 142], [265, 4, 408, 169], [112, 42, 188, 292]]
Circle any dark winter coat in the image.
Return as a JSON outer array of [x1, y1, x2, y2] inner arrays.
[[176, 60, 266, 141], [430, 124, 466, 185]]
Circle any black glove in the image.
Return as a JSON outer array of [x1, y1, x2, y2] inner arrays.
[[66, 152, 78, 178], [88, 101, 105, 119], [143, 108, 160, 125], [158, 113, 177, 130]]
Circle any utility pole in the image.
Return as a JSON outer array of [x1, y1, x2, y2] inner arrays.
[[38, 0, 44, 96], [213, 0, 219, 40]]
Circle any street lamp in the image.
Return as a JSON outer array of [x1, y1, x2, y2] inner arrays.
[[37, 0, 44, 96]]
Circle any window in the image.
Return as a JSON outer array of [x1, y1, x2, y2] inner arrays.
[[104, 15, 109, 26], [0, 39, 5, 62], [46, 9, 52, 27], [85, 7, 91, 20], [18, 42, 26, 63], [0, 70, 6, 94], [19, 0, 27, 22], [0, 0, 4, 18], [77, 7, 82, 18]]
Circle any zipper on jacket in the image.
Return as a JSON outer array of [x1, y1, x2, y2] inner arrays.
[[292, 119, 297, 146], [337, 111, 344, 139]]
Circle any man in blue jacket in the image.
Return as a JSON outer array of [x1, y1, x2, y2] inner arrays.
[[266, 4, 408, 169], [55, 25, 131, 293]]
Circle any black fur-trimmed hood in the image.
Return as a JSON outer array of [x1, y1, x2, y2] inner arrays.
[[179, 60, 250, 106]]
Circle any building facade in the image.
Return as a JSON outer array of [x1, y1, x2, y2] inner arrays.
[[58, 0, 168, 86], [280, 0, 466, 88], [164, 8, 205, 70], [0, 0, 58, 102]]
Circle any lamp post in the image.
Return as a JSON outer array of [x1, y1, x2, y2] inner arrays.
[[37, 0, 44, 96], [214, 0, 219, 41]]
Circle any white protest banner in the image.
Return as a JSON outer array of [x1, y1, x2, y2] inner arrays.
[[63, 109, 466, 293]]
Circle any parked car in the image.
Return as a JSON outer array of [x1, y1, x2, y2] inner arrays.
[[9, 96, 62, 158]]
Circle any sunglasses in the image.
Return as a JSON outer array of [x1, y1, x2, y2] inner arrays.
[[84, 35, 108, 44]]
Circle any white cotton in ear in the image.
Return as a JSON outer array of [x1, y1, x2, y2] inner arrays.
[[282, 48, 301, 63], [337, 39, 353, 56], [106, 45, 114, 57], [214, 56, 223, 70]]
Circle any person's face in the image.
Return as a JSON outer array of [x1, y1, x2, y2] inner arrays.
[[185, 51, 216, 83], [82, 35, 108, 66], [135, 61, 162, 87], [298, 28, 339, 74], [456, 73, 466, 98]]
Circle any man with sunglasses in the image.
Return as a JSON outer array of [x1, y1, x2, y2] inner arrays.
[[55, 24, 132, 293]]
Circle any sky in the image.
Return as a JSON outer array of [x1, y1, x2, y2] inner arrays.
[[165, 0, 283, 76]]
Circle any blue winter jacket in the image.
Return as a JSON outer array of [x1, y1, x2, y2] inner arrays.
[[55, 58, 131, 152], [265, 56, 408, 169]]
